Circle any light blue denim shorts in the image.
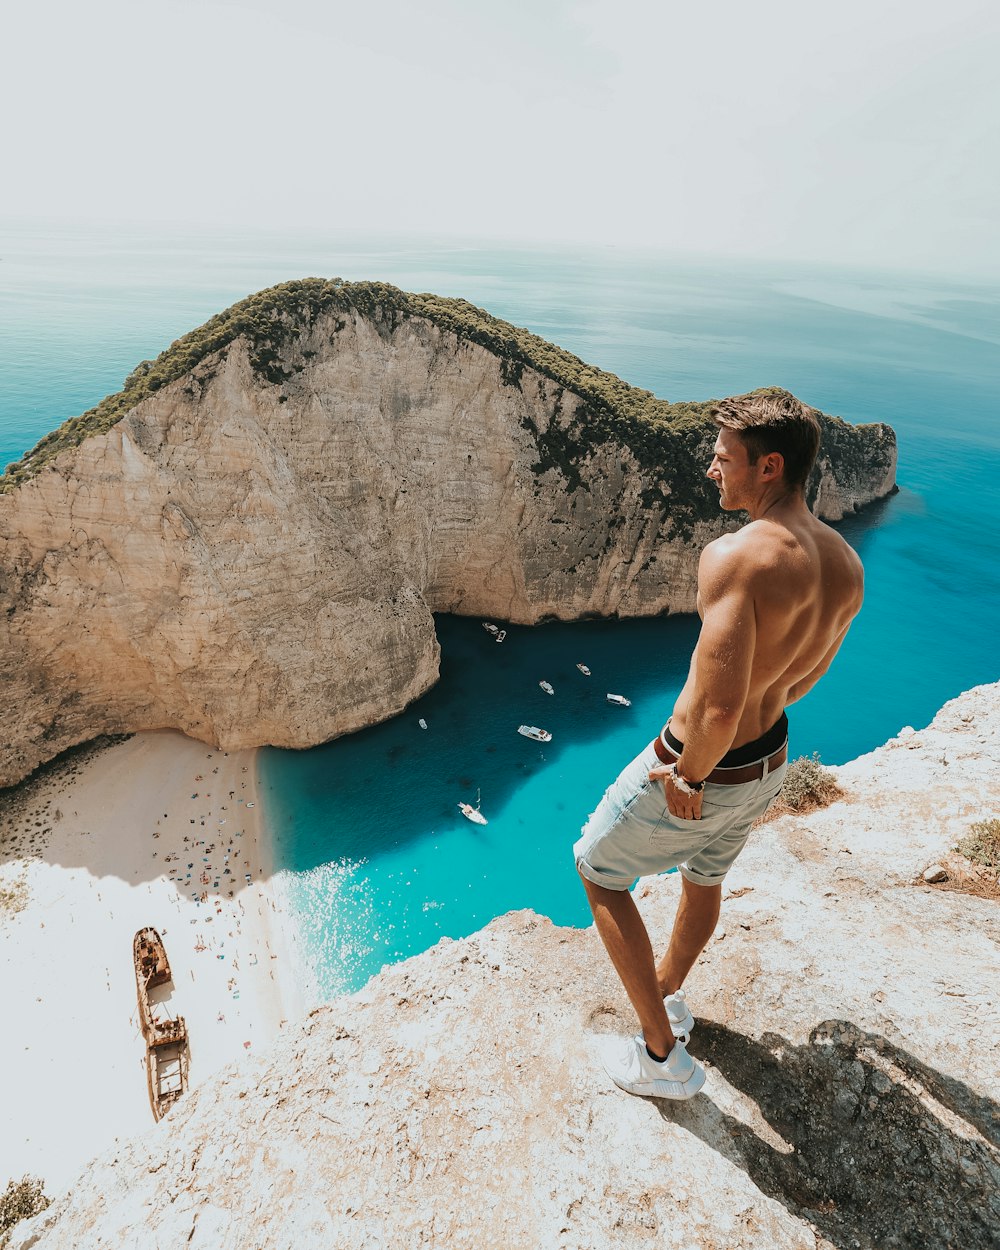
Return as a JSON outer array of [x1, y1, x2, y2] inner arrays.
[[574, 741, 788, 890]]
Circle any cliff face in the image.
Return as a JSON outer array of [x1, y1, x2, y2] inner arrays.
[[11, 683, 999, 1250], [0, 282, 897, 786]]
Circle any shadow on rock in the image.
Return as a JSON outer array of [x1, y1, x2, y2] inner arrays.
[[664, 1020, 999, 1250]]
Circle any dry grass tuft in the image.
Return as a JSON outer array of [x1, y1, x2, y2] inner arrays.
[[957, 818, 1000, 868], [758, 753, 845, 823]]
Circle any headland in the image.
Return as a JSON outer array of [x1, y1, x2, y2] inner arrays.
[[0, 280, 897, 789]]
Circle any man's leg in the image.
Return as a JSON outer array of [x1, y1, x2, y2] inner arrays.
[[655, 875, 721, 998], [580, 872, 674, 1058]]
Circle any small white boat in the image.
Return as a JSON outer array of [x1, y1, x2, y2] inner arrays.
[[576, 663, 591, 676], [606, 693, 631, 707], [418, 718, 428, 730], [517, 724, 553, 743], [458, 789, 488, 825], [482, 622, 499, 635], [496, 629, 507, 643], [539, 680, 554, 695]]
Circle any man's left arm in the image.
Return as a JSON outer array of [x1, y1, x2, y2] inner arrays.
[[652, 542, 756, 818]]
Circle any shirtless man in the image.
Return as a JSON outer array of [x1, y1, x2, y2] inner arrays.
[[574, 392, 864, 1099]]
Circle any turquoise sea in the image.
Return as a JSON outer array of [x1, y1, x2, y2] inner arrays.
[[2, 222, 998, 998]]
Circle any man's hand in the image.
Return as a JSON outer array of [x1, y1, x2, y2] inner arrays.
[[648, 764, 703, 820]]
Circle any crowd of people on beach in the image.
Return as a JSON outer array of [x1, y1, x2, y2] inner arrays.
[[140, 754, 285, 1049]]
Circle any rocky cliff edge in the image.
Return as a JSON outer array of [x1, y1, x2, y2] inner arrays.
[[11, 682, 998, 1250]]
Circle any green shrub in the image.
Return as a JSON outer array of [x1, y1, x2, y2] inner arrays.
[[778, 753, 843, 812], [0, 1176, 50, 1246], [957, 818, 1000, 868]]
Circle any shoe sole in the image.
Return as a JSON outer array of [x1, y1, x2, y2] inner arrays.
[[610, 1063, 707, 1101]]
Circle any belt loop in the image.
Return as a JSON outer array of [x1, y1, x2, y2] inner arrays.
[[762, 753, 770, 780]]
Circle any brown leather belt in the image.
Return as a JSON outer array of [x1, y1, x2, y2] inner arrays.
[[652, 734, 788, 785]]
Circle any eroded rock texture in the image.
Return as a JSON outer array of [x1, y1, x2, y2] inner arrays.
[[0, 285, 896, 785]]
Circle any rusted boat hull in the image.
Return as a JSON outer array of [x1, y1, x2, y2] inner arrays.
[[145, 1039, 189, 1122], [133, 927, 190, 1121]]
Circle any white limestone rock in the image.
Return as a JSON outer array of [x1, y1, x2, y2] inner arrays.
[[11, 683, 1000, 1250]]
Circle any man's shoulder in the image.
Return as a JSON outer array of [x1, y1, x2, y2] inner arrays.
[[702, 517, 862, 589], [701, 525, 773, 574], [698, 529, 767, 595]]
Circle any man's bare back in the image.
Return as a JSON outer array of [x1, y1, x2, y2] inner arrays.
[[660, 424, 864, 799], [671, 506, 864, 748]]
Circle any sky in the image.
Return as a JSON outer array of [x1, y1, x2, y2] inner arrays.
[[3, 0, 999, 273]]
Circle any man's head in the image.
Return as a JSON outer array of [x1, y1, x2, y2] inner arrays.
[[710, 391, 821, 493]]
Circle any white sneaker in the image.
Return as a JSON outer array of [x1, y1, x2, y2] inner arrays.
[[600, 1034, 706, 1100], [665, 989, 695, 1037]]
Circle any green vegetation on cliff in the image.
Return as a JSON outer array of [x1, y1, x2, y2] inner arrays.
[[0, 279, 894, 533]]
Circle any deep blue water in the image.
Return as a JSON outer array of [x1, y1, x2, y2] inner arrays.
[[2, 222, 998, 998]]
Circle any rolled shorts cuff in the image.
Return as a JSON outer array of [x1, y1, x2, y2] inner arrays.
[[575, 854, 633, 892], [679, 863, 730, 888]]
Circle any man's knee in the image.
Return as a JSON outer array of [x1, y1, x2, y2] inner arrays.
[[680, 875, 722, 917]]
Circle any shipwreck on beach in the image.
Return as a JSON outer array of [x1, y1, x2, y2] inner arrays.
[[133, 927, 189, 1121]]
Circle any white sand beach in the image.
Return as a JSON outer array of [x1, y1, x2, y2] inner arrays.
[[0, 731, 308, 1194]]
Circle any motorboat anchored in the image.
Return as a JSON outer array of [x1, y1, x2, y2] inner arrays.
[[495, 629, 507, 643], [482, 622, 499, 635], [606, 693, 631, 707], [576, 663, 591, 676], [517, 724, 552, 742], [538, 680, 554, 695]]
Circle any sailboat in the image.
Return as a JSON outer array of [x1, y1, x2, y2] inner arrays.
[[458, 788, 488, 825]]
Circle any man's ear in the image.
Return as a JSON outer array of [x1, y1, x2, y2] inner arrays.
[[760, 451, 785, 480]]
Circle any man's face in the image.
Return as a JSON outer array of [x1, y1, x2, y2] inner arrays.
[[707, 427, 755, 511]]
